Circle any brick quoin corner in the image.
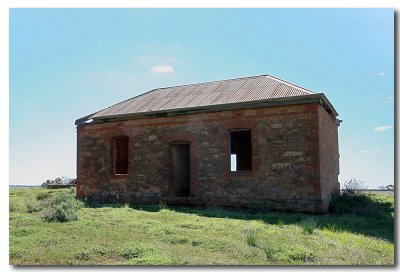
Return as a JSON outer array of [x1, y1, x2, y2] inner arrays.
[[75, 75, 341, 213]]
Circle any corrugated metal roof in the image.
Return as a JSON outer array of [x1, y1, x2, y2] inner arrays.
[[88, 74, 316, 120]]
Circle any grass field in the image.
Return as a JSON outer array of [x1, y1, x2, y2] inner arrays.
[[9, 188, 394, 265]]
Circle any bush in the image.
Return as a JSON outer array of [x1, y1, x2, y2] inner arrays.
[[26, 201, 43, 213], [341, 179, 367, 195], [41, 192, 83, 222], [10, 248, 25, 259], [299, 218, 318, 234], [277, 219, 285, 227], [263, 245, 316, 263], [264, 246, 279, 260], [330, 192, 393, 219], [159, 201, 168, 210], [9, 201, 16, 212], [10, 227, 34, 237], [287, 247, 316, 262], [163, 235, 189, 245], [330, 193, 371, 215], [118, 245, 143, 259], [91, 246, 108, 256], [330, 178, 383, 215], [74, 250, 91, 260], [245, 229, 259, 247], [36, 192, 52, 201]]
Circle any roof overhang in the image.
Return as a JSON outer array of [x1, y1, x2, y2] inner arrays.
[[75, 93, 338, 126]]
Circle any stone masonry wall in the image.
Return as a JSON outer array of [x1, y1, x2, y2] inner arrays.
[[76, 103, 339, 213], [318, 105, 340, 211]]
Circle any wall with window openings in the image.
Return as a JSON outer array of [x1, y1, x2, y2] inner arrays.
[[76, 103, 339, 213]]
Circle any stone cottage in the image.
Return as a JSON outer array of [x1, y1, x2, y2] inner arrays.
[[75, 74, 341, 213]]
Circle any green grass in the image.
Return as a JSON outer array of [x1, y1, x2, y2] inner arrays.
[[299, 217, 318, 234], [9, 188, 394, 265]]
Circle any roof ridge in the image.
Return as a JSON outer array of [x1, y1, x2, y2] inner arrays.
[[152, 74, 271, 91], [267, 75, 315, 94], [77, 73, 321, 124], [90, 74, 275, 114]]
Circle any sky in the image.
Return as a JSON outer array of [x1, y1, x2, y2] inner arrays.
[[9, 8, 394, 188]]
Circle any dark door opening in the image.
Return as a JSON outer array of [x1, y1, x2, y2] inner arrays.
[[169, 142, 191, 197], [112, 135, 129, 174]]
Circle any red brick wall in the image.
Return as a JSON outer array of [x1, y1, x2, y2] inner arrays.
[[76, 103, 339, 213], [318, 106, 340, 211]]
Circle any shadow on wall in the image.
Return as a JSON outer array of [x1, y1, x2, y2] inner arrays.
[[83, 193, 394, 242]]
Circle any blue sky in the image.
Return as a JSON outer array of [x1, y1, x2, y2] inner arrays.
[[9, 8, 394, 188]]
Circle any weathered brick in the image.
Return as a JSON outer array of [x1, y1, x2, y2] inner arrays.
[[283, 151, 303, 157], [76, 103, 340, 213]]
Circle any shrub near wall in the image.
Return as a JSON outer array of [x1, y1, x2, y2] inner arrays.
[[41, 191, 83, 222]]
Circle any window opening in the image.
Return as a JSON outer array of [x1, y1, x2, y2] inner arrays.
[[112, 136, 128, 174], [230, 130, 252, 171]]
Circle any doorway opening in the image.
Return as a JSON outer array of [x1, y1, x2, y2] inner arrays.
[[112, 135, 129, 175], [169, 142, 191, 197]]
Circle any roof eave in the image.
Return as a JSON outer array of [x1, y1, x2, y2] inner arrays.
[[77, 93, 338, 125], [318, 93, 339, 117], [75, 112, 98, 126]]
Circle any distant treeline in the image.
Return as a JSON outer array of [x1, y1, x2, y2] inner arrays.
[[9, 185, 42, 188]]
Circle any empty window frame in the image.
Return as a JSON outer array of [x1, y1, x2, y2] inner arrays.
[[230, 129, 252, 171], [112, 135, 129, 175]]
